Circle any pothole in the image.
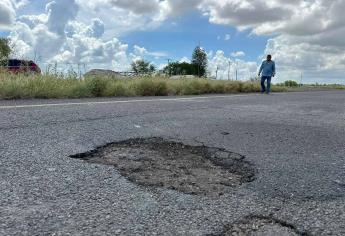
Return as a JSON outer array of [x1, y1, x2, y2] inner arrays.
[[215, 216, 310, 236], [70, 138, 256, 196]]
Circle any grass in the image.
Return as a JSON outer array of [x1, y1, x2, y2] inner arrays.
[[277, 83, 345, 92], [0, 71, 311, 100], [308, 84, 345, 89]]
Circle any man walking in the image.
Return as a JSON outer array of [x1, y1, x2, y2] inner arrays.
[[258, 55, 276, 94]]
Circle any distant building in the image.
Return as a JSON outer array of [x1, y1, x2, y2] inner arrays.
[[169, 75, 196, 80], [84, 69, 124, 78]]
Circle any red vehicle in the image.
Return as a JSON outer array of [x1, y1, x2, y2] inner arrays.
[[0, 59, 41, 74]]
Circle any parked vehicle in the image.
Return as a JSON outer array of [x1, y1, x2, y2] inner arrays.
[[0, 59, 41, 74]]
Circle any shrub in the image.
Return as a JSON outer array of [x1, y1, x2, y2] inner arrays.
[[103, 81, 128, 97], [284, 80, 299, 87], [182, 79, 204, 95], [241, 82, 261, 93], [271, 86, 288, 92], [135, 78, 168, 96], [86, 77, 108, 97], [224, 81, 242, 93]]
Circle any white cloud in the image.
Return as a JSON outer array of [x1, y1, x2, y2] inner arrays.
[[46, 0, 79, 35], [264, 35, 345, 83], [0, 0, 16, 29], [75, 0, 170, 36], [200, 0, 293, 29], [179, 57, 190, 63], [231, 51, 245, 57], [197, 0, 345, 83], [133, 45, 167, 59], [14, 0, 29, 9], [18, 14, 47, 29], [87, 19, 105, 38], [224, 34, 231, 41], [133, 45, 148, 56], [9, 21, 64, 60], [165, 0, 201, 15], [109, 0, 160, 15], [8, 0, 156, 73], [208, 50, 257, 80]]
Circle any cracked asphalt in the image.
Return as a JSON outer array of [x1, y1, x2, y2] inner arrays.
[[0, 91, 344, 235]]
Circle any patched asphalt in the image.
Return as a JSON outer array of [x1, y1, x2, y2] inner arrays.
[[0, 91, 344, 235]]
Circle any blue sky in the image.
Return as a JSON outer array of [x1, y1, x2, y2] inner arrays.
[[122, 11, 269, 63], [0, 14, 267, 62], [0, 0, 344, 84], [0, 32, 8, 37]]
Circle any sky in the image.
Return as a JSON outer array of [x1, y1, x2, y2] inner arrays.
[[0, 0, 345, 84]]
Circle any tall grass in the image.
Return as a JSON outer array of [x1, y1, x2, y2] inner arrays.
[[0, 71, 288, 99]]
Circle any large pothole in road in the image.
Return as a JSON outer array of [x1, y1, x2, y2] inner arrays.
[[71, 138, 255, 196], [215, 216, 310, 236]]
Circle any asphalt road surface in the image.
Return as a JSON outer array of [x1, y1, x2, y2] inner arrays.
[[0, 91, 344, 235]]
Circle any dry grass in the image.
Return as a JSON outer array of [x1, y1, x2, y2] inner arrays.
[[0, 72, 289, 99]]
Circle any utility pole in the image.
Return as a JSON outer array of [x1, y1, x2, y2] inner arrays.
[[215, 66, 219, 80], [198, 41, 201, 77], [77, 63, 81, 79], [227, 60, 231, 80], [83, 63, 86, 78], [166, 58, 172, 76], [300, 72, 303, 87]]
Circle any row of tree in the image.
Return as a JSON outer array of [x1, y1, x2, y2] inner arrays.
[[131, 46, 208, 77], [131, 60, 156, 75], [162, 46, 207, 77]]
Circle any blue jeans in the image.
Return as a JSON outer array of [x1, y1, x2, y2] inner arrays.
[[261, 76, 272, 93]]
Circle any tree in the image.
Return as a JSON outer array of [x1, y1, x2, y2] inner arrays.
[[284, 80, 299, 87], [0, 38, 12, 62], [149, 64, 156, 73], [192, 46, 207, 77], [163, 62, 197, 76], [131, 59, 156, 75]]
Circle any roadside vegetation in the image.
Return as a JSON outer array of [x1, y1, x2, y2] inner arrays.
[[0, 72, 286, 99], [275, 79, 345, 91], [1, 70, 344, 100], [276, 80, 299, 87], [0, 71, 289, 99]]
